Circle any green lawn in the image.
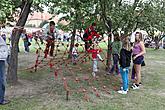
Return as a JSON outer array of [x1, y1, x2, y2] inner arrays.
[[1, 42, 165, 110]]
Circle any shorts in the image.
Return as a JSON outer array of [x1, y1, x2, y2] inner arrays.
[[133, 55, 144, 65]]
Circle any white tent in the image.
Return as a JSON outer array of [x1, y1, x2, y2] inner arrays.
[[130, 30, 148, 42]]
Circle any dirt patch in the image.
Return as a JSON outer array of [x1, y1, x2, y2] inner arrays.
[[6, 79, 49, 99]]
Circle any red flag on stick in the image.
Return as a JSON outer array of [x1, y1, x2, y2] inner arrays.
[[54, 70, 58, 79]]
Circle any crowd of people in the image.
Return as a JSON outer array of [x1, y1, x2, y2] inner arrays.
[[0, 21, 147, 106], [71, 22, 146, 95]]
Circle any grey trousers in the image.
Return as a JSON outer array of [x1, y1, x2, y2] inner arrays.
[[93, 59, 98, 72]]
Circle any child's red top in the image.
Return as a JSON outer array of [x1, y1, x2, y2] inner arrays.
[[87, 49, 102, 59]]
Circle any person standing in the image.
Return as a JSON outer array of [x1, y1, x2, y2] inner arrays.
[[117, 40, 132, 94], [21, 29, 30, 53], [72, 43, 79, 65], [44, 21, 59, 58], [0, 36, 10, 105], [109, 33, 122, 75], [131, 32, 146, 89], [87, 44, 103, 77]]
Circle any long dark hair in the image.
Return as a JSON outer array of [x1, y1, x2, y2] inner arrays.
[[135, 32, 143, 42], [114, 33, 120, 41]]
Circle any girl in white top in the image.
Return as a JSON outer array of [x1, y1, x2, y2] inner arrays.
[[72, 43, 79, 65]]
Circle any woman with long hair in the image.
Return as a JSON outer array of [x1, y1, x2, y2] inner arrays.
[[132, 32, 146, 89]]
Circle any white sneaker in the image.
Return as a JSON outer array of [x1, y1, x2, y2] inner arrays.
[[92, 72, 96, 77], [132, 84, 140, 90], [120, 87, 129, 92], [117, 90, 127, 94], [139, 82, 142, 86]]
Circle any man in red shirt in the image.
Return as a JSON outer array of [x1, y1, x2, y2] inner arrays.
[[83, 23, 100, 51]]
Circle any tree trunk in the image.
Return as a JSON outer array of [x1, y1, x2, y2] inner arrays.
[[106, 33, 112, 70], [7, 0, 32, 84], [100, 0, 112, 70]]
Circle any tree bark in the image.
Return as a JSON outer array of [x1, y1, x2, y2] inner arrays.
[[7, 0, 33, 84], [105, 20, 112, 71], [100, 0, 112, 70]]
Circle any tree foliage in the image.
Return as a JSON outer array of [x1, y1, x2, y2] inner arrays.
[[0, 0, 14, 23]]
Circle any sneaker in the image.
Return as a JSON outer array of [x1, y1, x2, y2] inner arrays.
[[117, 90, 127, 94], [132, 84, 139, 90], [139, 82, 142, 86], [120, 87, 129, 92], [0, 100, 10, 105], [132, 83, 136, 86], [92, 72, 96, 77]]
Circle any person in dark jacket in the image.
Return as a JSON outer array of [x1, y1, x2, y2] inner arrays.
[[117, 40, 132, 94]]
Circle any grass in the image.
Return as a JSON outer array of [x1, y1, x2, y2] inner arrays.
[[2, 41, 165, 110]]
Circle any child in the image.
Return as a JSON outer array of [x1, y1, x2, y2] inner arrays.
[[72, 43, 79, 65], [109, 33, 122, 75], [87, 44, 103, 77], [117, 40, 132, 94]]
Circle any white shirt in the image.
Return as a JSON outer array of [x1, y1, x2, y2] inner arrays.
[[130, 32, 136, 43], [43, 25, 59, 40], [0, 36, 8, 60], [72, 47, 78, 55]]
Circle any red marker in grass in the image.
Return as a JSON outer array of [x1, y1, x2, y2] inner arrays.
[[54, 70, 58, 79]]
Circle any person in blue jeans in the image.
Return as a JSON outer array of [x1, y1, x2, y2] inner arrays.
[[0, 36, 10, 105], [21, 29, 30, 53], [118, 40, 132, 94]]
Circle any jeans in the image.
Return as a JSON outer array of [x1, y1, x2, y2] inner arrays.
[[0, 60, 5, 103], [120, 67, 129, 91], [72, 54, 78, 64], [110, 54, 120, 74], [24, 41, 29, 52], [44, 40, 54, 57]]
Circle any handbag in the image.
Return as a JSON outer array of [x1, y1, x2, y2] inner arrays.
[[141, 60, 146, 66]]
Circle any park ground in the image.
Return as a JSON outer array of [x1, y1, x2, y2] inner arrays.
[[0, 41, 165, 110]]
